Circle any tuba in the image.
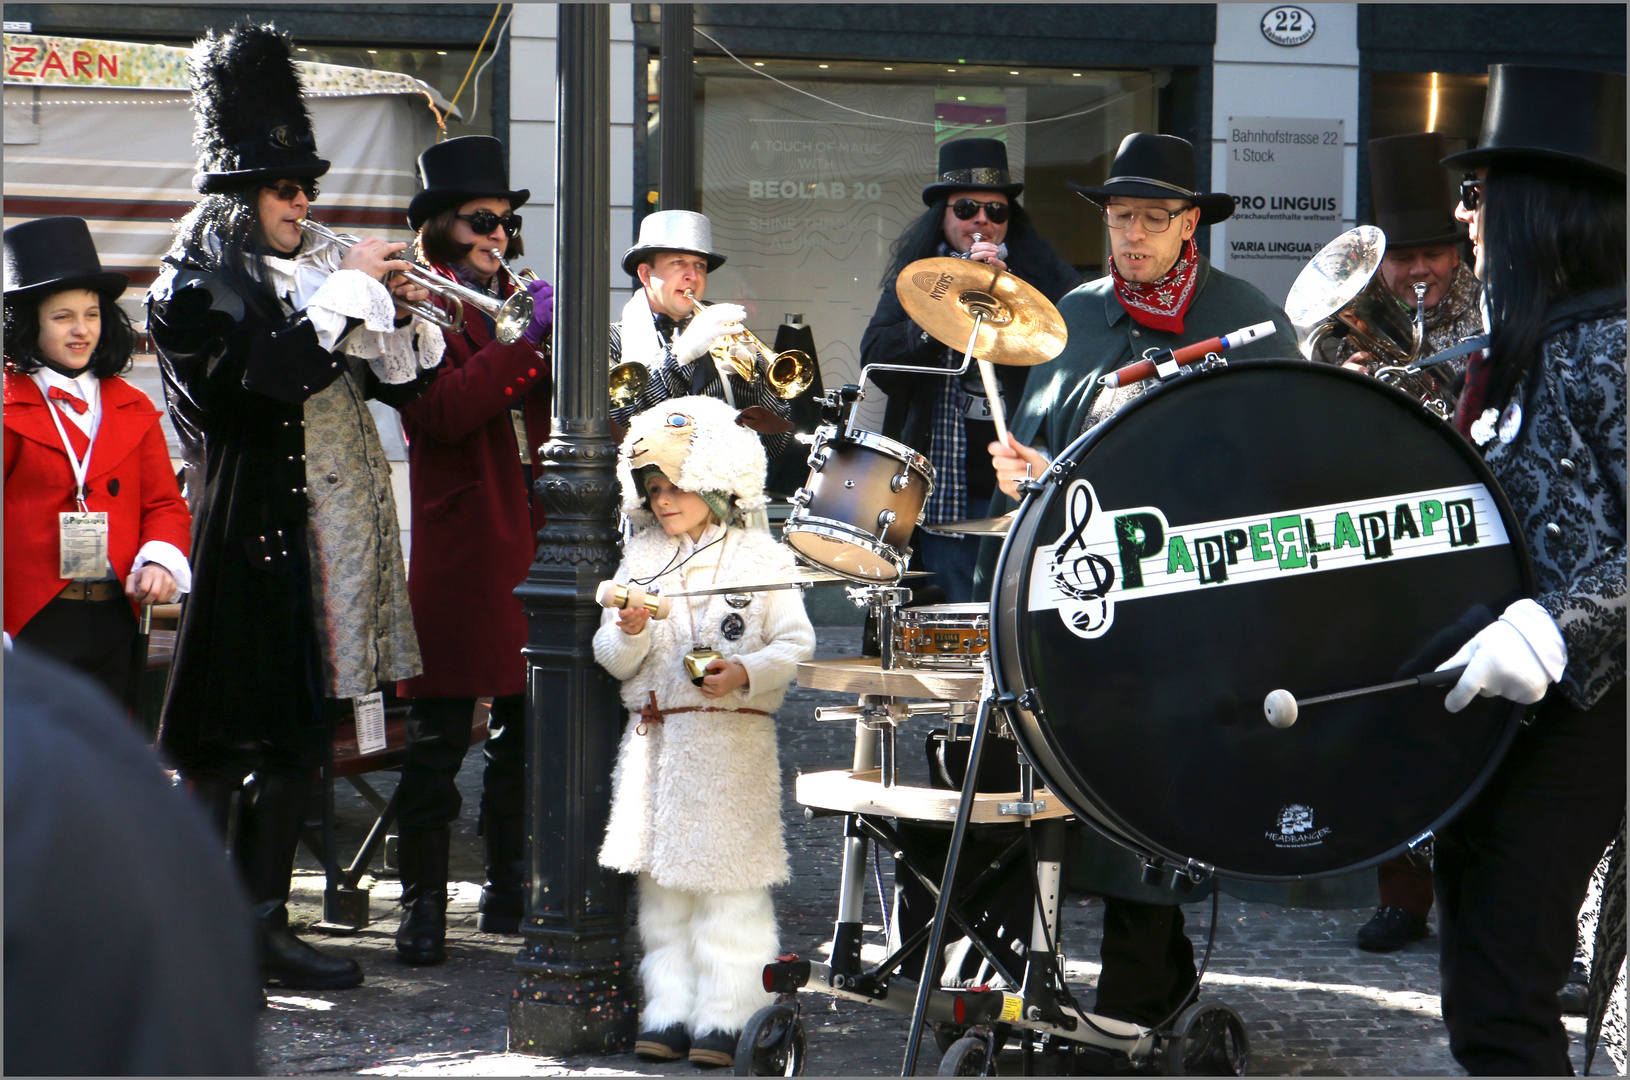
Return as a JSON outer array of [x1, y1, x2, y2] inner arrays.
[[1284, 226, 1457, 418], [684, 290, 815, 400]]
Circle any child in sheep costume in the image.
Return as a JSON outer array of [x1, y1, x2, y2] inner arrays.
[[594, 395, 816, 1066]]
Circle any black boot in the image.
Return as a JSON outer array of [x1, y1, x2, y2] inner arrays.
[[238, 773, 364, 990], [396, 828, 450, 965], [478, 813, 526, 935]]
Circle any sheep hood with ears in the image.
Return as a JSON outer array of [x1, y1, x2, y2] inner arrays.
[[617, 395, 768, 528]]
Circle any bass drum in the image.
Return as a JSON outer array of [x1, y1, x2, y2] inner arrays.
[[990, 361, 1533, 881]]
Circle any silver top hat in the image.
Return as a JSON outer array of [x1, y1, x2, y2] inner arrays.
[[622, 210, 727, 277]]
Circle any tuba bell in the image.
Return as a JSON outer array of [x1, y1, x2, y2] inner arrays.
[[1284, 226, 1457, 418]]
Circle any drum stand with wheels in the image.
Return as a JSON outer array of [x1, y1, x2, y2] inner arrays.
[[737, 584, 1250, 1078]]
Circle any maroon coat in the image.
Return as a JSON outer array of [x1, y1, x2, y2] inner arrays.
[[397, 278, 550, 699]]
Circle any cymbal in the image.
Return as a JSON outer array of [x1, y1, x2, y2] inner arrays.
[[921, 511, 1016, 537], [895, 257, 1067, 366], [677, 566, 930, 598]]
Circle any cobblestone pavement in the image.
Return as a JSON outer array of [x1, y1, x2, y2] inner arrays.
[[259, 624, 1599, 1076]]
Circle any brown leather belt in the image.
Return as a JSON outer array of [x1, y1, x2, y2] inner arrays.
[[58, 580, 122, 602]]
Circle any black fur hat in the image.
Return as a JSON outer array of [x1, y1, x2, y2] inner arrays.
[[189, 23, 330, 194]]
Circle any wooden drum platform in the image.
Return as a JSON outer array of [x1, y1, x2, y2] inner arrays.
[[795, 767, 1071, 823], [795, 655, 1069, 825]]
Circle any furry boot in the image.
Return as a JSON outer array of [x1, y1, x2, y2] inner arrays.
[[637, 874, 699, 1035], [688, 886, 777, 1051]]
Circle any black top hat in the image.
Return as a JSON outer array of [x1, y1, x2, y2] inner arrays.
[[189, 24, 330, 194], [4, 217, 129, 302], [1443, 65, 1626, 181], [922, 139, 1024, 205], [1369, 133, 1465, 248], [1068, 133, 1235, 226], [408, 136, 532, 232]]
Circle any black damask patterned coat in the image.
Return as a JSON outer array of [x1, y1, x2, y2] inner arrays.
[[1483, 313, 1626, 708]]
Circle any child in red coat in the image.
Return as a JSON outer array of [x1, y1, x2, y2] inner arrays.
[[3, 217, 192, 707]]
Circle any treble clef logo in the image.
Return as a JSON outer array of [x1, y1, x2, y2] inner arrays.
[[1047, 482, 1115, 634]]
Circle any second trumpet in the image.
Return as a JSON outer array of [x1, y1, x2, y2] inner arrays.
[[684, 290, 815, 400], [297, 218, 533, 345]]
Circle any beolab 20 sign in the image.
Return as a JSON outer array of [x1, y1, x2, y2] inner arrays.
[[1260, 5, 1316, 47]]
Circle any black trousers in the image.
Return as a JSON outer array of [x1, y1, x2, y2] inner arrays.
[[1436, 681, 1627, 1076], [1094, 899, 1197, 1026], [16, 593, 136, 710], [397, 694, 526, 835]]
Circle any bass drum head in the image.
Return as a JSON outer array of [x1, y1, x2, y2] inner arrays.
[[991, 361, 1532, 881]]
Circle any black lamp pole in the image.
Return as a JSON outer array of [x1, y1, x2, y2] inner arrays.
[[509, 2, 634, 1057], [658, 3, 696, 211]]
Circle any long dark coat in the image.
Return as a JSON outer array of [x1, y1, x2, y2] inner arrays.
[[397, 272, 550, 700], [147, 260, 434, 770]]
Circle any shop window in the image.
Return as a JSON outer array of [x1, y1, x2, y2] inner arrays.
[[646, 57, 1163, 403], [1369, 71, 1488, 157]]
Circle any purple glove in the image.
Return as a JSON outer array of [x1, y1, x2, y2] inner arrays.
[[522, 278, 555, 344]]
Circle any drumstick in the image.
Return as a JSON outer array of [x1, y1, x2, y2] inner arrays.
[[957, 232, 1012, 446], [1262, 665, 1468, 728], [1099, 320, 1278, 389]]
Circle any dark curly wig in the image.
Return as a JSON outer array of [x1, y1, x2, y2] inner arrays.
[[163, 184, 284, 318], [3, 287, 136, 378]]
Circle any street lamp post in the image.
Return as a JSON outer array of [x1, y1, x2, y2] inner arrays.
[[658, 3, 695, 211], [508, 3, 635, 1057]]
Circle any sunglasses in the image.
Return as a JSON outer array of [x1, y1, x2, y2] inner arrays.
[[1101, 205, 1191, 233], [457, 209, 523, 237], [1459, 176, 1485, 213], [265, 179, 319, 202], [950, 198, 1010, 224]]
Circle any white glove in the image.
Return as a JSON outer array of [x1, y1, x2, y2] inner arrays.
[[1437, 598, 1568, 713], [672, 302, 746, 364]]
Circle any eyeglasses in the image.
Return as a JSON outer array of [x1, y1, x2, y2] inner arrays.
[[1101, 205, 1191, 233], [950, 198, 1010, 224], [456, 209, 522, 237], [265, 180, 319, 202], [1459, 176, 1485, 212]]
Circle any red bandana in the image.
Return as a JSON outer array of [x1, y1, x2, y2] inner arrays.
[[1111, 236, 1201, 334]]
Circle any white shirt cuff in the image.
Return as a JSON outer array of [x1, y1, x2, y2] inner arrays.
[[1501, 598, 1568, 683], [132, 541, 192, 597], [306, 268, 398, 349]]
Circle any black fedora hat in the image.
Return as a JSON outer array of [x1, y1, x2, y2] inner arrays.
[[922, 138, 1024, 205], [1068, 133, 1235, 226], [4, 217, 129, 302], [189, 24, 331, 194], [408, 136, 531, 231], [1443, 64, 1626, 181], [1369, 132, 1465, 248]]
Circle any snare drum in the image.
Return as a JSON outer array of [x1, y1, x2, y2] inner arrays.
[[893, 603, 990, 670], [990, 361, 1533, 881], [783, 426, 934, 582]]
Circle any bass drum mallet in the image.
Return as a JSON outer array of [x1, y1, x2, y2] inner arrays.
[[1263, 665, 1469, 729]]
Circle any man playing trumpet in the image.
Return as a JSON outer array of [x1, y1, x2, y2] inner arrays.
[[147, 22, 443, 992], [609, 210, 794, 456]]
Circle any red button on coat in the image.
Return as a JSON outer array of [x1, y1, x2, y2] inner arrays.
[[503, 387, 514, 396], [528, 368, 538, 377]]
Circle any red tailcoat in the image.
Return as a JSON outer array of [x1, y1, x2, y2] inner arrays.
[[4, 372, 192, 634], [397, 281, 551, 699]]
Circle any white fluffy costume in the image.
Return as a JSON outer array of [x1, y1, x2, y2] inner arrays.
[[594, 396, 815, 1039]]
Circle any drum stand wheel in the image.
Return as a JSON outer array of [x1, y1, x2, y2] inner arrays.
[[937, 1033, 994, 1076], [1157, 1001, 1250, 1077], [734, 999, 807, 1076]]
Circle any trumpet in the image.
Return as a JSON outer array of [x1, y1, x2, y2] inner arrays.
[[683, 290, 815, 400], [296, 218, 533, 345]]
